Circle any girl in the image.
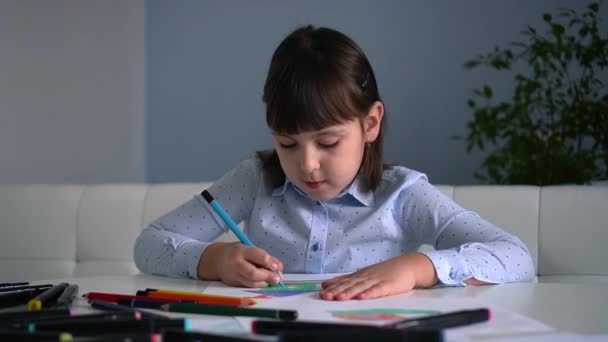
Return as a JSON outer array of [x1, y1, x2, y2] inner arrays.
[[134, 25, 534, 301]]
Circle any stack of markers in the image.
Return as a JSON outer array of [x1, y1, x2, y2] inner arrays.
[[81, 287, 301, 341], [2, 281, 484, 341], [84, 288, 297, 320], [0, 282, 78, 311], [79, 288, 457, 342], [0, 282, 239, 342]]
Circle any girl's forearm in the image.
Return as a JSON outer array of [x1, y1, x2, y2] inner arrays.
[[410, 252, 439, 288]]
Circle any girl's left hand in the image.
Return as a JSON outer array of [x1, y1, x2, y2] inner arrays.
[[319, 252, 438, 300]]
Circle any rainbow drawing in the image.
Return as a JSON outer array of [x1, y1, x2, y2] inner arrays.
[[330, 308, 439, 321], [245, 283, 319, 297]]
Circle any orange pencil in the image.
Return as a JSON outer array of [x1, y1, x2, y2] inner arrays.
[[145, 288, 246, 300], [144, 291, 256, 307]]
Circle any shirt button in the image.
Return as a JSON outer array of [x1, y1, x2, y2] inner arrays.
[[312, 243, 320, 251], [449, 271, 456, 279]]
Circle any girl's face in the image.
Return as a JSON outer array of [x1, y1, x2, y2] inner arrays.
[[272, 102, 383, 201]]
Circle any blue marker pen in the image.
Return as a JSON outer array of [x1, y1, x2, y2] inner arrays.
[[202, 190, 287, 288]]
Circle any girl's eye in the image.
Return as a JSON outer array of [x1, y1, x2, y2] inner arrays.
[[279, 143, 296, 149], [319, 141, 339, 149]]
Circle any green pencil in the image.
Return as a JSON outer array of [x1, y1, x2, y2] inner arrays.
[[160, 303, 297, 321]]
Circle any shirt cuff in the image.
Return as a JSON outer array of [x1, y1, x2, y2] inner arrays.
[[420, 249, 472, 286], [175, 240, 211, 279]]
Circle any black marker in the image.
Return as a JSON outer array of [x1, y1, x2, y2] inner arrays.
[[161, 302, 297, 321], [277, 328, 443, 342], [29, 317, 191, 335], [54, 284, 79, 308], [0, 284, 53, 293], [28, 282, 70, 311], [0, 307, 72, 322], [7, 311, 140, 330], [388, 308, 491, 330], [89, 299, 168, 319], [0, 328, 72, 342], [0, 287, 51, 309], [117, 298, 171, 309], [163, 328, 263, 342], [0, 282, 30, 288]]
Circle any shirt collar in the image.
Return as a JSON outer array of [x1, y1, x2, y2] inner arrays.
[[271, 179, 290, 197], [342, 172, 374, 206], [271, 172, 374, 207]]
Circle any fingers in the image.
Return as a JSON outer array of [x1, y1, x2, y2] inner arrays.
[[233, 274, 270, 288], [354, 282, 392, 300], [321, 274, 350, 288], [320, 271, 403, 301], [244, 247, 283, 272], [320, 277, 378, 301], [232, 246, 284, 287]]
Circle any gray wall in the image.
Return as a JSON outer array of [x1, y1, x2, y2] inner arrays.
[[146, 0, 597, 185], [0, 0, 144, 184], [1, 1, 600, 185]]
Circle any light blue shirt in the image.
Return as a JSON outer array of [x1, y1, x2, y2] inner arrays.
[[134, 156, 535, 286]]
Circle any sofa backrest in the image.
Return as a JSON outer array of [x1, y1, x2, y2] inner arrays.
[[1, 183, 606, 281]]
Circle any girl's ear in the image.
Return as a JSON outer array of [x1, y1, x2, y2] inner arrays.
[[364, 101, 384, 143]]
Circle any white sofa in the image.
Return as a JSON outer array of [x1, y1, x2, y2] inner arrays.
[[1, 183, 607, 283]]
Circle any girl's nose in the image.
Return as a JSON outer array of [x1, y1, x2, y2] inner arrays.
[[300, 147, 320, 173]]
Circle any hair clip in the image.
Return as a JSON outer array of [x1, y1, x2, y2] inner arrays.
[[361, 78, 368, 89]]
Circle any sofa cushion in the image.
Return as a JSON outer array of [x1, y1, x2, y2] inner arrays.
[[453, 186, 540, 270], [75, 184, 148, 277], [539, 186, 608, 276], [0, 185, 82, 280]]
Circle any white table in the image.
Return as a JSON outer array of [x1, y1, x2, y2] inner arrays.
[[20, 274, 608, 339]]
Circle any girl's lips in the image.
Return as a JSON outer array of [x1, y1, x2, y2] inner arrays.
[[305, 181, 325, 189]]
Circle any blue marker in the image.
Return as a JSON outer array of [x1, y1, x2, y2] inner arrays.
[[202, 190, 287, 288]]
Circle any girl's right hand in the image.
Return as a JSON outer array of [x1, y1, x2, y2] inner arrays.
[[197, 242, 284, 288]]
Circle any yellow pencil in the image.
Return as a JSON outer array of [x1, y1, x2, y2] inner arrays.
[[142, 288, 256, 306]]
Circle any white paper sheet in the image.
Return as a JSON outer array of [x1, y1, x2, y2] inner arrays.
[[202, 278, 553, 341], [282, 273, 347, 283]]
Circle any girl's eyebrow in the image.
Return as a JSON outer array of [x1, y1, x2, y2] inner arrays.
[[314, 128, 345, 137], [272, 128, 345, 138]]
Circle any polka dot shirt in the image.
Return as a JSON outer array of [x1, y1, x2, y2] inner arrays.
[[134, 156, 535, 286]]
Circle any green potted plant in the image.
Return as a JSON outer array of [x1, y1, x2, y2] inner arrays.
[[460, 2, 607, 185]]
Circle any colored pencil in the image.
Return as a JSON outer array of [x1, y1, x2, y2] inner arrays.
[[144, 287, 251, 301], [145, 290, 255, 306], [160, 302, 297, 320], [202, 189, 287, 288]]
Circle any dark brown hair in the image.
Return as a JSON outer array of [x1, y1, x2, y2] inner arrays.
[[258, 25, 387, 191]]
